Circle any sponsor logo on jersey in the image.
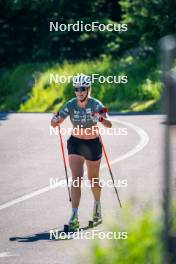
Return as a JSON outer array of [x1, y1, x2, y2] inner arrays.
[[74, 110, 80, 114], [86, 108, 91, 114]]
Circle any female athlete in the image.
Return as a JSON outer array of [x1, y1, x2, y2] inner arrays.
[[51, 73, 112, 231]]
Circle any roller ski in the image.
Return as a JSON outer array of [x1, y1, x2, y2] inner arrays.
[[88, 201, 102, 228], [63, 212, 79, 233]]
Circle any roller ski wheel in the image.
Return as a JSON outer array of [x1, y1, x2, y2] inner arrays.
[[63, 224, 69, 233], [63, 221, 79, 233], [88, 220, 94, 228], [88, 218, 102, 228]]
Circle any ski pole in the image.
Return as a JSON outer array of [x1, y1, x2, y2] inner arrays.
[[57, 124, 72, 202], [99, 134, 122, 208], [92, 108, 122, 208]]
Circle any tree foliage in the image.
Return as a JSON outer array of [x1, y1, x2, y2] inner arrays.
[[0, 0, 175, 67]]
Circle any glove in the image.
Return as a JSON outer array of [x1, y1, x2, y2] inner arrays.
[[51, 112, 60, 124], [91, 112, 104, 122]]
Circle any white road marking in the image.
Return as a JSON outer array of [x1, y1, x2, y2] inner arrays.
[[0, 118, 149, 211], [109, 119, 149, 164], [0, 252, 18, 258]]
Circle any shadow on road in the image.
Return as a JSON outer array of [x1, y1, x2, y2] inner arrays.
[[9, 231, 51, 242], [9, 222, 101, 242]]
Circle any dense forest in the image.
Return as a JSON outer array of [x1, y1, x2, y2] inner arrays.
[[1, 0, 175, 67], [0, 0, 175, 112]]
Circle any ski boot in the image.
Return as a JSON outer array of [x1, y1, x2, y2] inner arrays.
[[89, 201, 102, 228], [64, 215, 79, 233]]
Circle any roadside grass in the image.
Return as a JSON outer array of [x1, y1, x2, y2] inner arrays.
[[90, 209, 162, 264], [0, 54, 162, 112], [89, 203, 176, 264]]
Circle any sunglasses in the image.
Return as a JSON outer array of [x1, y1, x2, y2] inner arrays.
[[74, 86, 87, 92]]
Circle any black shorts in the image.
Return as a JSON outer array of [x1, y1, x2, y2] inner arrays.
[[67, 135, 102, 161]]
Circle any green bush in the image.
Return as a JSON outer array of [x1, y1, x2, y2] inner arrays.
[[0, 54, 162, 112], [91, 211, 162, 264]]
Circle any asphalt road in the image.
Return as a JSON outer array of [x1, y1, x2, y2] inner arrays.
[[0, 113, 166, 264]]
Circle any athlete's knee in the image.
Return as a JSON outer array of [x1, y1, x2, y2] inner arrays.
[[71, 175, 83, 188], [89, 177, 101, 188]]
